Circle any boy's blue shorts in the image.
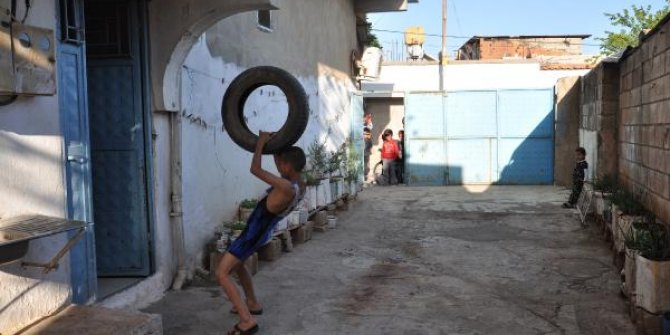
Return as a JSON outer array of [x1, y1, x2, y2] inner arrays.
[[228, 200, 280, 261]]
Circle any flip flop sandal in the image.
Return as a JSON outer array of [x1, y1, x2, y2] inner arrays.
[[229, 308, 263, 315], [227, 323, 259, 335]]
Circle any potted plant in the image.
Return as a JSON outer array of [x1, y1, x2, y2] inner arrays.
[[308, 139, 328, 180], [229, 221, 247, 239], [239, 198, 257, 222], [625, 218, 670, 314], [344, 139, 362, 197], [304, 171, 319, 211], [623, 214, 655, 299], [592, 175, 617, 226], [611, 189, 646, 256]]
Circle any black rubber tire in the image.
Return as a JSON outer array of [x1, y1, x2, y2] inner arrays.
[[222, 66, 309, 154]]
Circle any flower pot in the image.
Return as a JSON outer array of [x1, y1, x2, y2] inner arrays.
[[274, 217, 288, 232], [288, 211, 300, 229], [321, 179, 331, 205], [299, 209, 309, 225], [613, 210, 642, 254], [327, 215, 337, 229], [306, 186, 317, 211], [239, 207, 254, 222], [635, 254, 670, 314], [623, 248, 639, 299], [593, 191, 605, 220]]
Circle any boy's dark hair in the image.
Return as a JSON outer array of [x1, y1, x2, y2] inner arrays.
[[383, 129, 393, 136], [399, 130, 404, 135], [363, 127, 371, 134], [276, 146, 306, 172], [576, 147, 586, 156]]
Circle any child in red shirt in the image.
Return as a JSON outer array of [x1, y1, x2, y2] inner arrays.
[[381, 129, 400, 185]]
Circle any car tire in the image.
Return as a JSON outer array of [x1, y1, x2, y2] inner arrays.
[[222, 66, 309, 154]]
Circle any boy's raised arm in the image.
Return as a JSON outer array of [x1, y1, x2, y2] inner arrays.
[[250, 131, 293, 195]]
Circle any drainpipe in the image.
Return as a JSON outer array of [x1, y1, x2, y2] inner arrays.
[[170, 111, 188, 290]]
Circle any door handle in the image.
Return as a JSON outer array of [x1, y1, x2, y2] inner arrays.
[[67, 155, 88, 164]]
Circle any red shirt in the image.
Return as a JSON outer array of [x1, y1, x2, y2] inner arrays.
[[381, 140, 400, 160]]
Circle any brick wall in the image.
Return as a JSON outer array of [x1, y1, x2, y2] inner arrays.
[[478, 37, 583, 60], [618, 18, 670, 224], [579, 62, 620, 181]]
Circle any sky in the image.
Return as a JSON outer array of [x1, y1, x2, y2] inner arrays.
[[369, 0, 664, 59]]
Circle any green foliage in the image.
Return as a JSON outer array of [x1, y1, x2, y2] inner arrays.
[[225, 220, 247, 231], [592, 174, 618, 194], [303, 171, 320, 186], [326, 142, 347, 175], [344, 138, 362, 182], [599, 2, 670, 55], [624, 218, 670, 260], [365, 19, 382, 48], [308, 139, 328, 174], [611, 189, 647, 216], [240, 198, 258, 209]]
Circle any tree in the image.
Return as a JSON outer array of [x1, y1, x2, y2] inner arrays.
[[599, 2, 670, 55], [365, 19, 382, 48]]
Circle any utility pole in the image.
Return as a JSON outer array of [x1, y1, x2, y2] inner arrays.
[[439, 0, 448, 91], [441, 0, 448, 64]]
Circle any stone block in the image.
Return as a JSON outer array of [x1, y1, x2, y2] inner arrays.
[[258, 238, 282, 261], [21, 306, 162, 335], [314, 210, 328, 227], [632, 307, 663, 335], [652, 54, 666, 80], [313, 225, 329, 233], [279, 230, 293, 252], [290, 225, 307, 245]]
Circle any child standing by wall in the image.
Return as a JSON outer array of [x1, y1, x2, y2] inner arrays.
[[563, 147, 588, 208]]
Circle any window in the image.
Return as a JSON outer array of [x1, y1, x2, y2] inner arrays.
[[59, 0, 84, 44], [257, 10, 272, 32]]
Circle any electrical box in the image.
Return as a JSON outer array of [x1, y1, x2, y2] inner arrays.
[[11, 22, 56, 95], [0, 0, 14, 95]]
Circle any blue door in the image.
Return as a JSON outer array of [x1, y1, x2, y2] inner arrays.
[[86, 0, 152, 276], [59, 0, 97, 304], [404, 89, 554, 186]]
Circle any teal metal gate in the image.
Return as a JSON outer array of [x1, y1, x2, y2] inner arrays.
[[405, 89, 554, 186]]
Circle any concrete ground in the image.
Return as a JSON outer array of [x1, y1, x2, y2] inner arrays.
[[144, 186, 635, 335]]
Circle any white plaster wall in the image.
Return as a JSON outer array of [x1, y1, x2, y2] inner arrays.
[[0, 2, 71, 333], [178, 32, 355, 268], [579, 129, 598, 182], [363, 63, 590, 92]]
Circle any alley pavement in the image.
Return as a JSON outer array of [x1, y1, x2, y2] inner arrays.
[[144, 186, 635, 335]]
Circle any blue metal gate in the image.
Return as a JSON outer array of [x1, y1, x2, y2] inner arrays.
[[405, 89, 554, 186]]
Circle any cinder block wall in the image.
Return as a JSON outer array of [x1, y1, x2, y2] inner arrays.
[[618, 16, 670, 224], [579, 62, 620, 182]]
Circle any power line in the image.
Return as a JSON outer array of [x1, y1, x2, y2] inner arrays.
[[370, 28, 603, 47]]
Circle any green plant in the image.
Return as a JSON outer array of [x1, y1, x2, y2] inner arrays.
[[592, 175, 617, 194], [240, 198, 258, 209], [344, 138, 362, 182], [308, 139, 328, 174], [611, 189, 646, 216], [326, 143, 347, 175], [625, 218, 670, 260], [598, 2, 670, 55], [226, 220, 247, 231], [304, 170, 320, 186]]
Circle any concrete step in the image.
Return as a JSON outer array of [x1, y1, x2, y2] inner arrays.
[[21, 305, 162, 335]]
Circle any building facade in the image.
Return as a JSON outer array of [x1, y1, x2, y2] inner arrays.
[[0, 0, 415, 332]]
